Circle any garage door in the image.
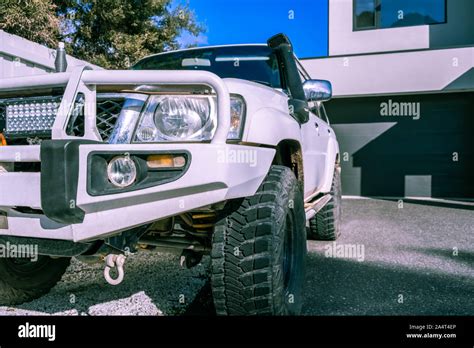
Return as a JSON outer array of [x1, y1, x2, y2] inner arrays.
[[325, 92, 474, 199]]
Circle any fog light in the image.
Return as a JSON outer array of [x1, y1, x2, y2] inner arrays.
[[146, 154, 185, 169], [107, 156, 137, 188]]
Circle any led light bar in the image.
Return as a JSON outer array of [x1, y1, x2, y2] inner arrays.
[[2, 96, 62, 137]]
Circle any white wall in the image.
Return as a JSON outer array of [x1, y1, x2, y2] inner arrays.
[[0, 30, 100, 79], [329, 0, 429, 56], [302, 46, 474, 97]]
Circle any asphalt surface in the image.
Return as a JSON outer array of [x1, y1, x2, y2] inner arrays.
[[0, 198, 472, 315], [303, 198, 474, 315]]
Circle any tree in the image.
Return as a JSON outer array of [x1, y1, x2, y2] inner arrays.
[[54, 0, 204, 68], [0, 0, 204, 69], [0, 0, 60, 48]]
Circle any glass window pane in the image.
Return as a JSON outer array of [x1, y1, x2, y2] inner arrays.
[[380, 0, 446, 28], [133, 46, 282, 88], [354, 0, 376, 29]]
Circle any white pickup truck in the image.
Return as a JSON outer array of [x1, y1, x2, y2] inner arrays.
[[0, 33, 341, 315]]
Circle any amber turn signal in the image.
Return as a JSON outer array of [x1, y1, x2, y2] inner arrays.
[[0, 133, 7, 146], [146, 154, 185, 169]]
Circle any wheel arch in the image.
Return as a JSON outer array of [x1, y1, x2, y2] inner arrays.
[[272, 139, 304, 193], [244, 107, 305, 192]]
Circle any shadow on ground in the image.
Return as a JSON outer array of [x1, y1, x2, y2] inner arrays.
[[2, 199, 472, 316], [181, 245, 474, 316], [302, 249, 474, 315]]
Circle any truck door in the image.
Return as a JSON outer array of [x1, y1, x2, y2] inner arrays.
[[301, 103, 331, 197]]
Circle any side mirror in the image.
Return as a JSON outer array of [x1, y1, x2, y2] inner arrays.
[[303, 79, 332, 102]]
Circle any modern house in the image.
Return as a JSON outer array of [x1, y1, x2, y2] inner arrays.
[[302, 0, 474, 199]]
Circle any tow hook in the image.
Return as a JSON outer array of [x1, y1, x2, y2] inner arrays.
[[104, 254, 126, 285]]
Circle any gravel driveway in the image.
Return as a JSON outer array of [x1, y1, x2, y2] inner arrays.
[[0, 198, 472, 316]]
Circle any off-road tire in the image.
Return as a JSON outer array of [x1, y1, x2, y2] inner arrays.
[[211, 165, 306, 315], [308, 166, 342, 240], [0, 256, 70, 305]]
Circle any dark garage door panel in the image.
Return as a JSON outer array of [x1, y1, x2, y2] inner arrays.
[[326, 92, 474, 199]]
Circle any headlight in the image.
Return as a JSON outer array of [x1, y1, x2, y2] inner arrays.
[[133, 95, 245, 142], [155, 96, 214, 141], [228, 96, 245, 140]]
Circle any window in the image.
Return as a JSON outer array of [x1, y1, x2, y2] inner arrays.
[[319, 103, 329, 124], [133, 46, 282, 89], [295, 56, 311, 83], [354, 0, 446, 31], [354, 0, 377, 29]]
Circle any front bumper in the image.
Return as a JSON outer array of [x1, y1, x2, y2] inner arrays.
[[0, 141, 275, 242]]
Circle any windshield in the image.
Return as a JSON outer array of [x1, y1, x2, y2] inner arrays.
[[132, 45, 282, 88]]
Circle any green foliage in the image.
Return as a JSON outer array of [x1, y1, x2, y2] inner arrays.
[[55, 0, 204, 68], [0, 0, 204, 68], [0, 0, 60, 48]]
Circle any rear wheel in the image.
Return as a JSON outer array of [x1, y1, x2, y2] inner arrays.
[[211, 166, 307, 315], [308, 165, 342, 240], [0, 256, 70, 305]]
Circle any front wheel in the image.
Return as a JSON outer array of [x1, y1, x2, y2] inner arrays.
[[211, 166, 307, 315], [0, 255, 70, 305]]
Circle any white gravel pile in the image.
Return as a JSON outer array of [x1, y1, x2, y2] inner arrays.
[[0, 251, 210, 316]]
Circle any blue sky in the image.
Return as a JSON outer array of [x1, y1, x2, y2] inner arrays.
[[177, 0, 329, 58]]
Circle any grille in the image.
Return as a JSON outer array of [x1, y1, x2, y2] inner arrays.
[[0, 94, 125, 143], [96, 96, 125, 142], [0, 102, 5, 133]]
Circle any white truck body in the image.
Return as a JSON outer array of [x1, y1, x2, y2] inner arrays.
[[0, 45, 339, 242]]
